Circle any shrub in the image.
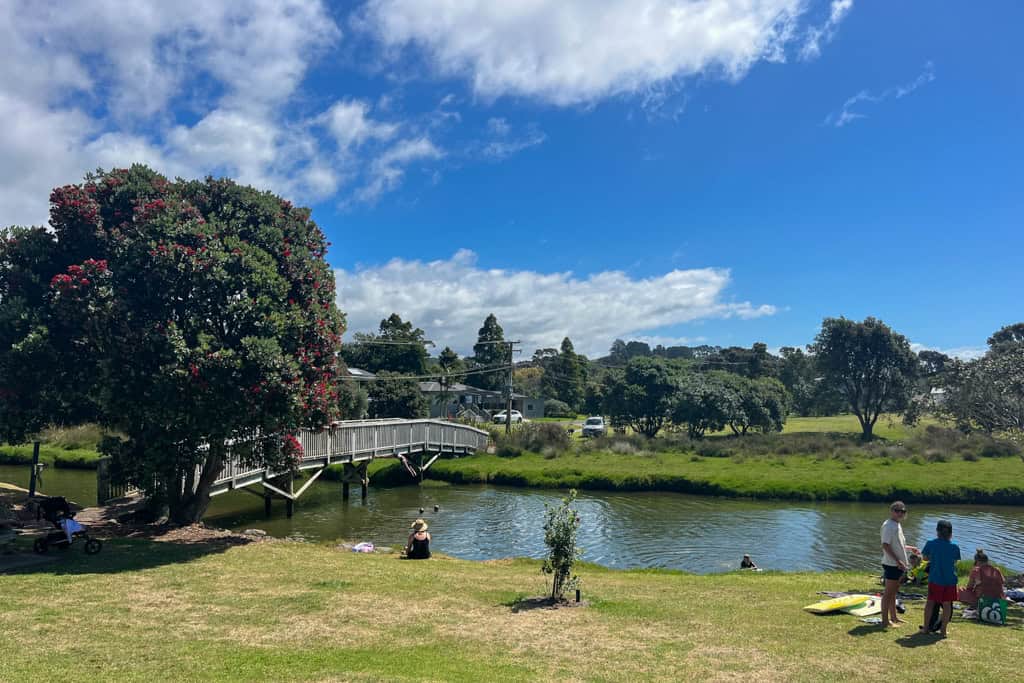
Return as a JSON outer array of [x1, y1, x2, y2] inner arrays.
[[979, 439, 1021, 458], [520, 423, 571, 452], [496, 443, 523, 458], [543, 399, 574, 418], [38, 423, 109, 451], [541, 489, 582, 601], [609, 440, 639, 455], [695, 441, 732, 458], [494, 422, 570, 457]]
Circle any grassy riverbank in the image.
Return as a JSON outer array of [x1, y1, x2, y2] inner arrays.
[[425, 447, 1024, 504], [1, 537, 1020, 682], [0, 444, 101, 469], [0, 424, 105, 469]]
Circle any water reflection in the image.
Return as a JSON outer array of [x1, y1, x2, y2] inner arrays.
[[4, 464, 1021, 575], [205, 481, 1024, 574]]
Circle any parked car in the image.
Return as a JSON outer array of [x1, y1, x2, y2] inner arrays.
[[581, 416, 606, 437], [492, 410, 524, 424]]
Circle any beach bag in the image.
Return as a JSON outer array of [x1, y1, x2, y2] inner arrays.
[[978, 597, 1007, 625]]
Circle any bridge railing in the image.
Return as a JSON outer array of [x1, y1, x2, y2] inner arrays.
[[98, 419, 491, 504]]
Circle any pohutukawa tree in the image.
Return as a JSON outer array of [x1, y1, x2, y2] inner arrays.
[[811, 317, 918, 440], [39, 165, 345, 522]]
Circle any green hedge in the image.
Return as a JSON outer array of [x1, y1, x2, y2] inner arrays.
[[0, 445, 102, 469]]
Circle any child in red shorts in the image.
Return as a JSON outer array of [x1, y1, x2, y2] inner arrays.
[[920, 520, 961, 637]]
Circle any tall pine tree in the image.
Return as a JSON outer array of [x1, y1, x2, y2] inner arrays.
[[472, 313, 507, 391]]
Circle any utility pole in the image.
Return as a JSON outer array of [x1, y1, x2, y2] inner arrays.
[[504, 340, 520, 434]]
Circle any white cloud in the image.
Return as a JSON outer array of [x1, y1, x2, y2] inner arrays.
[[321, 100, 399, 150], [487, 117, 511, 136], [825, 62, 935, 127], [357, 0, 814, 106], [479, 125, 546, 160], [910, 343, 985, 361], [0, 0, 342, 226], [800, 0, 854, 60], [334, 249, 776, 357], [355, 137, 444, 203]]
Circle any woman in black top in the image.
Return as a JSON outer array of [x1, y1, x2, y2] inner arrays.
[[405, 519, 431, 559]]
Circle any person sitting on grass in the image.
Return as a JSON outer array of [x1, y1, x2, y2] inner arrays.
[[740, 554, 758, 570], [404, 519, 431, 560], [958, 548, 1006, 607], [920, 520, 961, 637], [906, 551, 929, 585]]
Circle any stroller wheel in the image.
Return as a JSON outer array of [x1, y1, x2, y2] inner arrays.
[[33, 537, 49, 554], [84, 538, 102, 555]]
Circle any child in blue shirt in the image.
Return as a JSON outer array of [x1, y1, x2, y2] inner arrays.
[[920, 520, 961, 637]]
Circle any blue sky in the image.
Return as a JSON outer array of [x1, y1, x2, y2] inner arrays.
[[2, 1, 1021, 358]]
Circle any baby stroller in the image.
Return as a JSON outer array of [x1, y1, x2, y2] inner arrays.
[[33, 496, 102, 555]]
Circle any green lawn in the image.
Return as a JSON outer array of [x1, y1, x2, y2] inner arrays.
[[1, 538, 1020, 682], [780, 414, 926, 440], [428, 449, 1024, 504], [0, 444, 101, 469]]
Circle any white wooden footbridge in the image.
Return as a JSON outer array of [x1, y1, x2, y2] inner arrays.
[[97, 419, 491, 515]]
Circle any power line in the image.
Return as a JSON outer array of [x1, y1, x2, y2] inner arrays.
[[341, 340, 435, 346], [343, 363, 513, 383]]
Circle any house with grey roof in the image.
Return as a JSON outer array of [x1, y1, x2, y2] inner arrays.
[[418, 381, 545, 421]]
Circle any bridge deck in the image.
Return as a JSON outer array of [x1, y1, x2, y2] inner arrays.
[[209, 418, 491, 497], [97, 419, 491, 504]]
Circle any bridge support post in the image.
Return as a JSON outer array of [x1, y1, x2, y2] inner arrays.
[[342, 462, 369, 502], [264, 489, 272, 517], [285, 473, 294, 518]]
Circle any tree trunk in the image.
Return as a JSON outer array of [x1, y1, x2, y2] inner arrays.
[[860, 420, 874, 441], [169, 446, 223, 524]]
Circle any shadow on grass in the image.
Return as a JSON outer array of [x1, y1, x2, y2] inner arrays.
[[896, 631, 944, 648], [503, 595, 587, 613], [1, 535, 251, 576]]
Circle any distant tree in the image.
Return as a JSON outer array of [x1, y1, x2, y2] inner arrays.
[[514, 365, 544, 397], [811, 317, 918, 440], [582, 380, 607, 417], [601, 357, 677, 437], [725, 375, 788, 435], [471, 313, 507, 391], [704, 342, 778, 379], [334, 358, 369, 419], [434, 346, 462, 418], [535, 346, 560, 398], [341, 313, 428, 375], [543, 399, 574, 418], [542, 337, 585, 409], [30, 166, 344, 522], [624, 340, 652, 360], [917, 349, 953, 390], [987, 323, 1024, 352], [367, 372, 427, 419], [778, 346, 815, 416], [608, 339, 628, 365], [940, 326, 1024, 436], [438, 346, 461, 374], [671, 372, 737, 438]]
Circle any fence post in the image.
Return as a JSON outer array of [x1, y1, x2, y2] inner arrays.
[[28, 441, 41, 497], [96, 456, 110, 506]]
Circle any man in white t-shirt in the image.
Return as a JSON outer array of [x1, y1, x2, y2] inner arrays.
[[880, 501, 918, 627]]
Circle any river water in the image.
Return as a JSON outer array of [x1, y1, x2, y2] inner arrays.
[[4, 464, 1022, 573]]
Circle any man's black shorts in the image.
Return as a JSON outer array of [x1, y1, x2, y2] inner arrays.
[[882, 564, 904, 581]]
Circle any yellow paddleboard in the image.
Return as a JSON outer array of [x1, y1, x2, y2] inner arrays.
[[842, 596, 883, 617], [803, 594, 873, 614]]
